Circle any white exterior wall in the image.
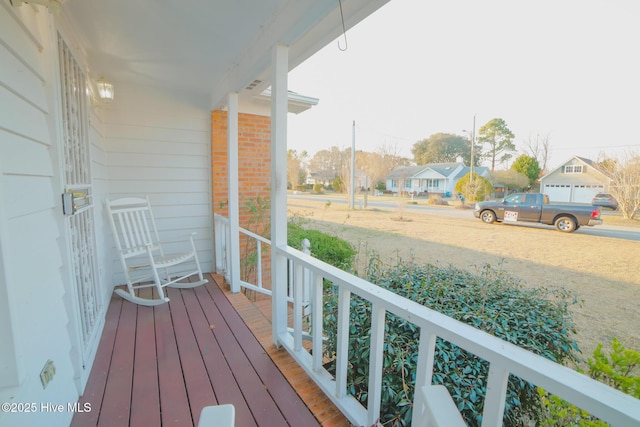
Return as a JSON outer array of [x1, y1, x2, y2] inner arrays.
[[102, 83, 213, 285], [0, 5, 80, 426]]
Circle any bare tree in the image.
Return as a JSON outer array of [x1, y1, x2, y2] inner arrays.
[[287, 149, 308, 189], [596, 151, 640, 219], [379, 142, 410, 170], [356, 146, 409, 207], [523, 133, 552, 172], [308, 147, 343, 187]]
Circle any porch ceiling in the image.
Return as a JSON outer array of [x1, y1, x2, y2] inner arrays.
[[62, 0, 390, 109]]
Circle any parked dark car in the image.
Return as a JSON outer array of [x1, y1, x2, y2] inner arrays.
[[592, 193, 618, 210]]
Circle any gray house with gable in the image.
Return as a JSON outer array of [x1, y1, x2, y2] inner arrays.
[[539, 156, 611, 203]]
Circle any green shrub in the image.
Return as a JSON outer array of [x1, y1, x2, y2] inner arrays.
[[588, 337, 640, 398], [455, 172, 494, 202], [324, 260, 580, 426], [287, 222, 356, 270], [538, 337, 640, 426], [313, 183, 324, 194]]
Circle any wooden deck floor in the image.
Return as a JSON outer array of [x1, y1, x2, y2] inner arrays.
[[71, 274, 347, 427]]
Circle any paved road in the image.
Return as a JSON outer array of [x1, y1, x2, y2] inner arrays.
[[289, 194, 640, 241]]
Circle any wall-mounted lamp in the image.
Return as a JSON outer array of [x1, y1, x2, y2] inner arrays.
[[96, 77, 114, 102]]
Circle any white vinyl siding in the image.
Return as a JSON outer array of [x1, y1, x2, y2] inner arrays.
[[103, 83, 213, 285], [0, 6, 79, 426]]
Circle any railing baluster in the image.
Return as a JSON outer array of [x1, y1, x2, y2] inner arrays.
[[335, 286, 351, 398], [294, 262, 303, 351], [302, 239, 311, 316], [288, 258, 294, 299], [367, 303, 386, 426], [311, 272, 323, 372], [225, 222, 231, 282], [412, 328, 437, 427], [482, 364, 509, 427], [256, 240, 262, 289]]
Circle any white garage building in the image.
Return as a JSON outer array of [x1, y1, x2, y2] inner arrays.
[[539, 156, 611, 203]]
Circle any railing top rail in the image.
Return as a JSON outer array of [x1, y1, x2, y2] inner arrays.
[[276, 244, 640, 424], [213, 214, 270, 245], [239, 228, 270, 244], [213, 213, 230, 223]]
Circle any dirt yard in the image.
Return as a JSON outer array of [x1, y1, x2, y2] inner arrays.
[[287, 197, 640, 362]]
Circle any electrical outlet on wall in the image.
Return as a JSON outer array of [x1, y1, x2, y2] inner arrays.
[[40, 360, 56, 389]]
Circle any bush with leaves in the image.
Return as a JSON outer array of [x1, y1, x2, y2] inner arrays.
[[455, 172, 494, 202], [538, 337, 640, 426], [287, 221, 356, 270], [323, 260, 580, 426]]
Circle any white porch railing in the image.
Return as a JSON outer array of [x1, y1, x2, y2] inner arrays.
[[214, 213, 273, 296], [214, 213, 307, 304], [214, 214, 640, 427]]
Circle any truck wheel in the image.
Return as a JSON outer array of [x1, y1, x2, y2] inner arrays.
[[555, 216, 576, 232], [480, 210, 496, 224]]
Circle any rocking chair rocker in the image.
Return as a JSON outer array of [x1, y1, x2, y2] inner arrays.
[[106, 197, 208, 306]]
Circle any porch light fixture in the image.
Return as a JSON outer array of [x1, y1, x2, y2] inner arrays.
[[96, 77, 114, 102]]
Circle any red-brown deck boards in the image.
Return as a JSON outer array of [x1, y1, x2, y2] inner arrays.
[[165, 286, 217, 426], [71, 274, 325, 427], [179, 285, 257, 427], [129, 304, 160, 427], [98, 297, 137, 426], [194, 284, 289, 427], [205, 283, 320, 427], [154, 296, 193, 426], [70, 297, 122, 427]]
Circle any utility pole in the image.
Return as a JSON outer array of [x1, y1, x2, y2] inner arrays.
[[350, 120, 355, 210], [470, 114, 476, 183], [463, 114, 477, 182]]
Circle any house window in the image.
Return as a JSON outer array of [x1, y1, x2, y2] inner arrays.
[[425, 179, 440, 188], [565, 165, 583, 173], [391, 179, 397, 188]]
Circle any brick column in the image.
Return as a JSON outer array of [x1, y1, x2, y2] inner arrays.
[[212, 110, 273, 289]]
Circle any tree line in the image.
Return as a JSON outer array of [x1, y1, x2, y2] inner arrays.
[[289, 118, 542, 193]]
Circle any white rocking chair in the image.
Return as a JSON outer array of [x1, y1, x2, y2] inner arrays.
[[106, 197, 208, 306]]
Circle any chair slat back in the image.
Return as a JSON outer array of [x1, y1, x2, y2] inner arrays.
[[106, 197, 161, 258]]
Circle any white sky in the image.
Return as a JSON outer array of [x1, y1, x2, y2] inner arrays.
[[287, 0, 640, 170]]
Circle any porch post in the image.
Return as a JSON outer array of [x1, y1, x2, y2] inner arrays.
[[227, 92, 241, 293], [271, 44, 288, 345]]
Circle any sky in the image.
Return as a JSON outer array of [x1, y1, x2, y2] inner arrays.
[[287, 0, 640, 170]]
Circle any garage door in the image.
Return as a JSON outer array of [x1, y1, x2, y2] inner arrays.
[[543, 184, 571, 202], [572, 184, 604, 203]]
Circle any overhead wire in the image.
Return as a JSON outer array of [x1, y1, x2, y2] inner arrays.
[[337, 0, 348, 51]]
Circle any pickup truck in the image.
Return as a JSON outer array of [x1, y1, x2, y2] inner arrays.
[[473, 193, 602, 232]]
